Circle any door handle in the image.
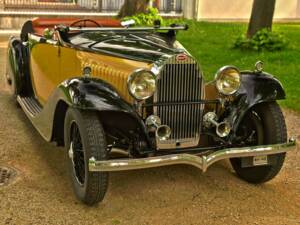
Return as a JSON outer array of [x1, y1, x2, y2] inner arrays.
[[58, 46, 61, 57]]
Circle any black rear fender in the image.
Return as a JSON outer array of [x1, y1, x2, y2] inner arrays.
[[6, 36, 24, 95], [6, 36, 31, 96]]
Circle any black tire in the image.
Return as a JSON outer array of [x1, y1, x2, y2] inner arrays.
[[230, 102, 287, 184], [64, 108, 109, 205]]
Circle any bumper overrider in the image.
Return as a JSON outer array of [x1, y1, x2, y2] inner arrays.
[[89, 139, 296, 172]]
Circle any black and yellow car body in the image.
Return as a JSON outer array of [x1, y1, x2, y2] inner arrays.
[[6, 18, 296, 205]]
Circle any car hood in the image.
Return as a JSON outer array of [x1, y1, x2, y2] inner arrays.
[[68, 31, 186, 63]]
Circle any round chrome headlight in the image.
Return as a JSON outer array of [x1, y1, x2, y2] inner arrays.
[[215, 66, 241, 95], [128, 70, 156, 100]]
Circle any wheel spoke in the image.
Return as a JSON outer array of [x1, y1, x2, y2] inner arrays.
[[70, 122, 86, 186], [237, 112, 264, 146]]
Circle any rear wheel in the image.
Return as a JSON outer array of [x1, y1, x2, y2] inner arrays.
[[230, 102, 287, 184], [64, 108, 109, 205]]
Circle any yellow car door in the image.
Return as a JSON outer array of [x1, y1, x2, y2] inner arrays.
[[29, 34, 61, 105], [59, 46, 81, 81]]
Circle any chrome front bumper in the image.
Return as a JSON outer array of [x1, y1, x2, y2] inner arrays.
[[89, 139, 296, 172]]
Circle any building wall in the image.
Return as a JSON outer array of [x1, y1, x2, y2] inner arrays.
[[183, 0, 195, 19], [195, 0, 300, 20]]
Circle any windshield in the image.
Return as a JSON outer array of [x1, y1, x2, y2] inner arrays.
[[65, 31, 182, 62], [68, 31, 173, 49]]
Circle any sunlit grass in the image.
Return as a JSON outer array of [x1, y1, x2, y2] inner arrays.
[[176, 21, 300, 112]]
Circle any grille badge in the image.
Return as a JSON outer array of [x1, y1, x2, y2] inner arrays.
[[176, 54, 188, 62]]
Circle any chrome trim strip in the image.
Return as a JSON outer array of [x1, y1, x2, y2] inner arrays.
[[68, 25, 188, 32], [89, 139, 296, 173]]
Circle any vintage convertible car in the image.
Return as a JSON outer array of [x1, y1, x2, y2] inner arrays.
[[6, 18, 296, 205]]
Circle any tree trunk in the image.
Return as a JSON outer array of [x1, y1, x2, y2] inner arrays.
[[247, 0, 276, 38], [153, 0, 160, 9], [118, 0, 150, 18]]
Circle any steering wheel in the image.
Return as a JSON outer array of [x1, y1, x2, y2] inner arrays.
[[70, 19, 102, 28]]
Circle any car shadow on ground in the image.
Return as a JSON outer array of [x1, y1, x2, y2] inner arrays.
[[5, 90, 242, 194], [1, 89, 299, 224], [7, 95, 270, 204], [1, 41, 299, 224]]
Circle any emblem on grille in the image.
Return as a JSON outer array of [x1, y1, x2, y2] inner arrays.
[[176, 54, 188, 62]]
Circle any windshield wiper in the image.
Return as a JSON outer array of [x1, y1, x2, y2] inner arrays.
[[129, 34, 174, 52], [87, 36, 123, 48]]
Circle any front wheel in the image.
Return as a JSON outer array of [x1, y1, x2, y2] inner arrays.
[[230, 102, 287, 184], [64, 108, 109, 205]]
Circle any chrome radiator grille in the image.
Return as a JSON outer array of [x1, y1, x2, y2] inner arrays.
[[154, 55, 203, 149]]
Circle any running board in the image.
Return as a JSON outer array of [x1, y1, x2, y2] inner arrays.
[[17, 96, 42, 116], [17, 95, 52, 141]]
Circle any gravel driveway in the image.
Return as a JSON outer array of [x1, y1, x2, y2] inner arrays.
[[0, 39, 299, 225]]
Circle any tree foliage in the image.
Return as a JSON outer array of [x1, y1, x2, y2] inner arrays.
[[234, 28, 288, 51], [123, 7, 164, 26]]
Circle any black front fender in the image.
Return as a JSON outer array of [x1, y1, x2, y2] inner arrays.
[[239, 71, 285, 102], [53, 77, 150, 150], [229, 71, 285, 134], [60, 77, 134, 112]]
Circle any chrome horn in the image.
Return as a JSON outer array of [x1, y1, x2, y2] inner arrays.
[[203, 112, 231, 137], [146, 115, 171, 141]]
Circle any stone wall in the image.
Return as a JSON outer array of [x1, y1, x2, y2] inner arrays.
[[195, 0, 300, 21]]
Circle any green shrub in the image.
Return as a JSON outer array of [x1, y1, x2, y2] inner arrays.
[[123, 7, 164, 26], [234, 28, 288, 51]]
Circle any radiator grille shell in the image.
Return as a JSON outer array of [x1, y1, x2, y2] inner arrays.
[[154, 54, 203, 149]]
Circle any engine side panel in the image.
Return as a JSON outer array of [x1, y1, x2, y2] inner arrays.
[[75, 50, 152, 103]]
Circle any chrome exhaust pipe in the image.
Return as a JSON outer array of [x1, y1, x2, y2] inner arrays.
[[203, 112, 231, 137], [146, 115, 172, 141]]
